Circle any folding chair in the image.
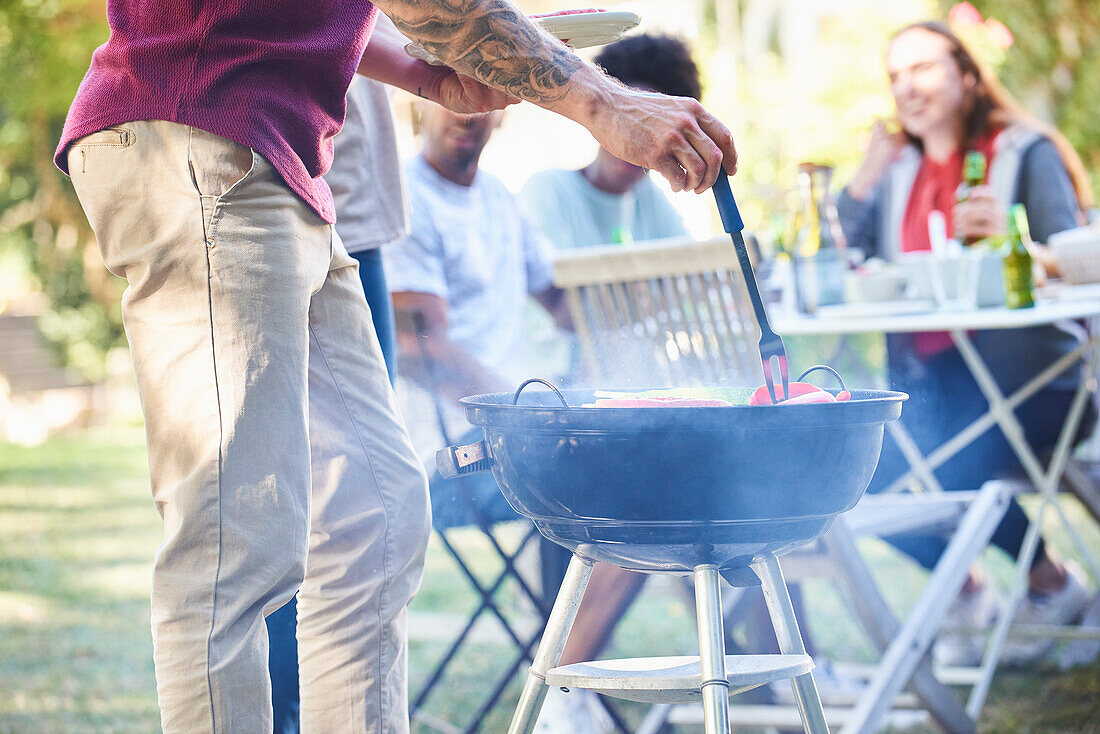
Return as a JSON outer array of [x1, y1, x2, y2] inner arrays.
[[553, 237, 1014, 733], [856, 318, 1100, 722], [395, 310, 630, 733]]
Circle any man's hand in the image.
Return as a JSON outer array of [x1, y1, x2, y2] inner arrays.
[[581, 83, 736, 193], [372, 0, 737, 193], [954, 185, 1006, 241], [391, 291, 510, 400], [423, 67, 521, 114]]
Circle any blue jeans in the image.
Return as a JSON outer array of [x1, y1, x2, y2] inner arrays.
[[267, 247, 397, 734], [869, 343, 1095, 569]]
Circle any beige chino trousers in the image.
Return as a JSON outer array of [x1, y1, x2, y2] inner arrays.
[[68, 120, 430, 733]]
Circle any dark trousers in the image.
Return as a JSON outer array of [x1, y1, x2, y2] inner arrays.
[[266, 248, 395, 734], [868, 344, 1095, 570]]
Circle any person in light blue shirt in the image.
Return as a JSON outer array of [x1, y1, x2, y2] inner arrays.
[[519, 34, 700, 250], [520, 165, 688, 249]]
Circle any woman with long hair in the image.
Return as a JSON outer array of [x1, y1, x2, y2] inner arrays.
[[838, 21, 1095, 667]]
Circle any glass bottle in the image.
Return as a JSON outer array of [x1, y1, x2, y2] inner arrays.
[[796, 162, 848, 253], [793, 163, 847, 310], [796, 164, 822, 257], [1002, 203, 1035, 309], [956, 150, 987, 246]]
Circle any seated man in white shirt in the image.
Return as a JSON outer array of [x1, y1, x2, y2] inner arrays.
[[384, 101, 571, 529], [386, 105, 566, 402], [386, 102, 644, 734]]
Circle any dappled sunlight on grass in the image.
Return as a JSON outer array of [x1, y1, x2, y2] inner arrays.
[[0, 591, 49, 624], [0, 428, 160, 732]]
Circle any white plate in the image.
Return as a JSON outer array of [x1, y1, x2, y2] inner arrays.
[[813, 299, 938, 319], [405, 10, 641, 66]]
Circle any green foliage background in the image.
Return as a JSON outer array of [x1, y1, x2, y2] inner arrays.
[[0, 0, 1097, 378], [0, 0, 117, 379], [964, 0, 1100, 202]]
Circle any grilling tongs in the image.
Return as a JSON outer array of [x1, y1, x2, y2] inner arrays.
[[712, 171, 789, 404]]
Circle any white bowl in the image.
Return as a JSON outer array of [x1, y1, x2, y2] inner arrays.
[[844, 270, 908, 303], [1049, 225, 1100, 285], [901, 251, 1004, 308]]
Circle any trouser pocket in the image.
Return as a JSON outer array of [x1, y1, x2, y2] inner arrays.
[[70, 125, 137, 174], [67, 124, 148, 279], [186, 127, 258, 240]]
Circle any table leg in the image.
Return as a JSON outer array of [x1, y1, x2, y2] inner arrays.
[[883, 335, 1097, 497], [948, 330, 1100, 717], [966, 502, 1047, 718], [884, 420, 944, 494], [951, 331, 1100, 580]]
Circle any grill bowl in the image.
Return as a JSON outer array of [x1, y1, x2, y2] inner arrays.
[[459, 388, 906, 572]]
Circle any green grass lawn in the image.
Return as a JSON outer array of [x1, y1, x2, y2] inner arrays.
[[2, 428, 1099, 732]]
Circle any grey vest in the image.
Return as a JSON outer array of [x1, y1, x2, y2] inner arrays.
[[880, 125, 1041, 261]]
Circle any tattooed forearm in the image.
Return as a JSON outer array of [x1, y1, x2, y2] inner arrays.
[[376, 0, 583, 105]]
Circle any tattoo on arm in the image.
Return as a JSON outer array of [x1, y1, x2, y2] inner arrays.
[[381, 0, 583, 104]]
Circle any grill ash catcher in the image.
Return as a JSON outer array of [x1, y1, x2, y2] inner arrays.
[[436, 182, 908, 734]]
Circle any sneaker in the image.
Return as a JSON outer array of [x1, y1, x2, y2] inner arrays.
[[770, 659, 865, 706], [933, 581, 1001, 668], [1003, 561, 1090, 665], [534, 686, 614, 734]]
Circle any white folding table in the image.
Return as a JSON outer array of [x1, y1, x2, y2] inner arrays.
[[773, 295, 1100, 724]]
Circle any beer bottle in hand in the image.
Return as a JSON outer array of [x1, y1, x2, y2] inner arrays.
[[957, 150, 987, 246], [1003, 203, 1035, 309]]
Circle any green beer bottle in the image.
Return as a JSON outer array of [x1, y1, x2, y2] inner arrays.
[[1002, 203, 1035, 309], [957, 150, 987, 246], [609, 226, 633, 245]]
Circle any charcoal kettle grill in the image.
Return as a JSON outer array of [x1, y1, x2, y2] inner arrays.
[[439, 380, 906, 734]]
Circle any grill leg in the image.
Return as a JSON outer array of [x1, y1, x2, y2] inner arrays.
[[694, 564, 731, 734], [508, 554, 594, 734], [754, 554, 830, 734]]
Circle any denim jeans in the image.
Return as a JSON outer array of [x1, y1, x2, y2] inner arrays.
[[868, 345, 1095, 569], [267, 247, 398, 733], [68, 120, 430, 733]]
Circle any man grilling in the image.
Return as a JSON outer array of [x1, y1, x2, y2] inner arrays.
[[55, 1, 737, 730]]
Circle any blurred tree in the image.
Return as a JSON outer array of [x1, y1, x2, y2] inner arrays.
[[0, 0, 119, 380], [951, 0, 1100, 205]]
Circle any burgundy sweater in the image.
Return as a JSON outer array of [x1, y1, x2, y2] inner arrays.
[[55, 1, 380, 223]]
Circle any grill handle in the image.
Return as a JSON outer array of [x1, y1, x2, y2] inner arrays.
[[436, 439, 492, 479]]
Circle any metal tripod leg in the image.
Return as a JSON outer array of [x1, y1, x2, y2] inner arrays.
[[754, 555, 830, 734], [508, 554, 594, 734], [694, 564, 731, 734]]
